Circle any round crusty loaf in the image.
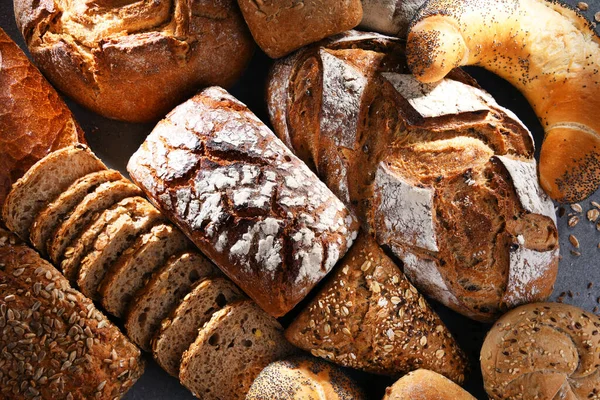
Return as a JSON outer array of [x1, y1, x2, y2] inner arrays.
[[246, 355, 366, 400], [406, 0, 600, 202], [13, 0, 255, 122], [481, 302, 600, 400], [383, 369, 476, 400]]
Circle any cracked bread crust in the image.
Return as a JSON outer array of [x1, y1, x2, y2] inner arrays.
[[127, 86, 359, 317]]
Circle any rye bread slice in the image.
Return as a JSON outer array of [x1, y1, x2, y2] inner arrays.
[[48, 179, 142, 263], [2, 145, 105, 240], [125, 251, 220, 351], [99, 223, 189, 318], [179, 300, 297, 400], [77, 197, 164, 300], [29, 169, 123, 255], [152, 277, 244, 377]]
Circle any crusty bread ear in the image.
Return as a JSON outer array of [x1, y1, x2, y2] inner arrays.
[[406, 0, 600, 202]]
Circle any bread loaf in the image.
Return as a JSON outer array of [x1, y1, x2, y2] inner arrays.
[[383, 369, 476, 400], [481, 303, 600, 400], [0, 28, 85, 210], [406, 0, 600, 202], [14, 0, 255, 122], [128, 86, 359, 317], [359, 0, 425, 36], [267, 30, 559, 322]]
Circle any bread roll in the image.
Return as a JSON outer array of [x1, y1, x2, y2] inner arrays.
[[0, 29, 85, 211], [359, 0, 425, 36], [406, 0, 600, 202], [383, 369, 476, 400], [481, 303, 600, 400], [13, 0, 255, 122], [267, 30, 559, 322]]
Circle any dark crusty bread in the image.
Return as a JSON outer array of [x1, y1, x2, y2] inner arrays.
[[246, 355, 366, 400], [29, 169, 123, 255], [383, 369, 476, 400], [179, 300, 297, 400], [0, 29, 85, 210], [2, 145, 105, 240], [0, 228, 144, 399], [285, 234, 468, 383], [77, 197, 164, 301], [99, 223, 189, 318], [125, 251, 220, 351], [152, 277, 244, 377], [48, 179, 142, 264], [128, 86, 359, 317]]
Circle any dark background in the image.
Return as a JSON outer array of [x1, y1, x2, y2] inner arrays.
[[2, 1, 600, 398]]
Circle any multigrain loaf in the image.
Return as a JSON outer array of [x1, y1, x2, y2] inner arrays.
[[128, 86, 359, 317], [285, 234, 467, 383], [2, 145, 105, 240], [29, 169, 123, 255], [125, 251, 220, 351], [152, 277, 244, 377], [179, 300, 297, 400], [78, 197, 164, 300], [0, 29, 85, 210], [383, 369, 476, 400], [246, 355, 366, 400], [14, 0, 255, 122], [0, 228, 144, 399], [267, 30, 559, 322], [99, 223, 189, 317]]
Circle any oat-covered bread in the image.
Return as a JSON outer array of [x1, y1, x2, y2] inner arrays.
[[481, 303, 600, 400], [286, 234, 467, 383], [0, 228, 144, 399], [267, 30, 559, 322], [13, 0, 254, 122], [128, 86, 359, 317], [383, 369, 476, 400]]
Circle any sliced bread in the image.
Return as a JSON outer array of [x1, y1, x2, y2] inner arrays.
[[29, 169, 123, 255], [152, 277, 244, 377], [2, 145, 105, 240], [125, 251, 220, 351], [98, 223, 190, 318], [47, 179, 142, 263], [77, 197, 164, 300], [179, 300, 297, 400]]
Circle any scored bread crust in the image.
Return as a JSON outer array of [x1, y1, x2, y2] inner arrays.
[[0, 228, 144, 400], [383, 369, 476, 400]]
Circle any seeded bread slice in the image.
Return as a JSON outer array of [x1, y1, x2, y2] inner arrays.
[[78, 197, 164, 300], [125, 251, 220, 351], [48, 179, 142, 263], [2, 145, 105, 240], [179, 300, 297, 400], [98, 223, 190, 318], [0, 228, 144, 400], [29, 170, 123, 255], [152, 277, 244, 376]]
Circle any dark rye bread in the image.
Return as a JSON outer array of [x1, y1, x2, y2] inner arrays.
[[285, 234, 468, 383], [0, 228, 144, 399], [2, 145, 105, 240], [48, 179, 142, 263], [77, 197, 164, 301], [152, 277, 244, 377], [179, 300, 297, 400], [29, 169, 123, 255], [125, 251, 220, 351], [127, 86, 359, 317], [99, 223, 189, 317]]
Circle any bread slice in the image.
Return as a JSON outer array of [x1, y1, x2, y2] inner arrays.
[[77, 197, 164, 300], [179, 300, 297, 400], [284, 234, 468, 384], [125, 251, 220, 351], [2, 145, 105, 240], [0, 228, 144, 399], [47, 179, 142, 263], [29, 169, 123, 255], [152, 277, 244, 376], [98, 223, 189, 317]]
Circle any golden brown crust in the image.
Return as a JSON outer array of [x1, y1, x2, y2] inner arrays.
[[383, 369, 476, 400]]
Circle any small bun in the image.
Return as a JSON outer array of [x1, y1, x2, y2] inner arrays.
[[383, 369, 475, 400]]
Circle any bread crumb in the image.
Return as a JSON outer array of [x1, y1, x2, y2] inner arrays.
[[596, 11, 600, 22], [578, 2, 589, 10], [570, 250, 581, 257], [569, 234, 580, 248]]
